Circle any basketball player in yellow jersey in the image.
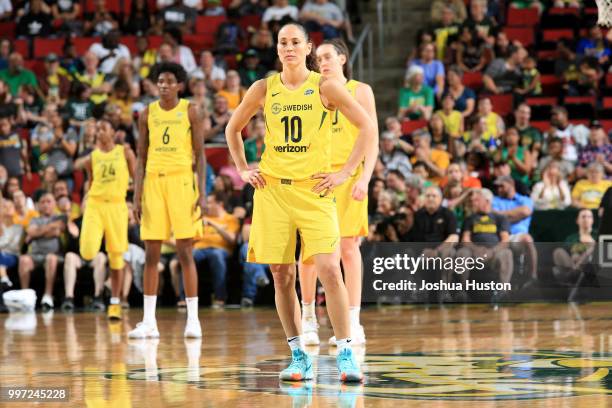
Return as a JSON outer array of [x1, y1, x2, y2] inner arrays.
[[226, 23, 376, 383], [299, 39, 378, 347], [79, 120, 136, 320], [129, 62, 207, 339]]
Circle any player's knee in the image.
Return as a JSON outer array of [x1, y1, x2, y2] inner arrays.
[[271, 273, 292, 289], [340, 238, 359, 257], [108, 253, 124, 270], [317, 263, 342, 285], [145, 250, 161, 267], [176, 248, 193, 266], [299, 262, 316, 275], [270, 267, 292, 289]]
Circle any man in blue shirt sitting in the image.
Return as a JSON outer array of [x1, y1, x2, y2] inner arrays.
[[492, 175, 538, 287]]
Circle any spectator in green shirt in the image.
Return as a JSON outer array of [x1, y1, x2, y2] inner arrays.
[[0, 53, 39, 96], [398, 65, 434, 121], [514, 103, 542, 161], [552, 208, 596, 283], [244, 118, 266, 163], [238, 49, 267, 88]]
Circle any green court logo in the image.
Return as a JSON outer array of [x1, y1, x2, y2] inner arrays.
[[34, 351, 612, 401]]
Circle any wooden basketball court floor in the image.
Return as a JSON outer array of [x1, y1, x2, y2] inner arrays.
[[3, 303, 612, 407]]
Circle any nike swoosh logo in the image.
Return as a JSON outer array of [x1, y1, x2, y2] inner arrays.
[[272, 92, 281, 97]]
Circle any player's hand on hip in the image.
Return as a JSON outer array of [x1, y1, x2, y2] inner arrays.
[[351, 177, 368, 201], [311, 171, 348, 195], [240, 168, 266, 189]]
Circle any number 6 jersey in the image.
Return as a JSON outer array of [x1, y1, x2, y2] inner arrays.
[[146, 99, 193, 173], [88, 145, 129, 200], [260, 71, 332, 180]]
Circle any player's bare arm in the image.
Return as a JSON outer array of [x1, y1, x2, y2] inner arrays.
[[351, 82, 379, 201], [83, 154, 93, 194], [225, 79, 267, 189], [313, 77, 376, 194], [133, 107, 149, 223], [124, 145, 137, 179], [189, 102, 207, 217]]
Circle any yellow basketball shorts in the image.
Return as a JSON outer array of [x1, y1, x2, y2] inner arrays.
[[80, 197, 128, 269], [334, 166, 368, 238], [247, 175, 340, 264], [140, 170, 199, 241]]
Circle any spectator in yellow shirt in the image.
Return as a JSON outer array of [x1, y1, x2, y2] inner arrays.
[[462, 115, 497, 152], [193, 191, 240, 308], [572, 163, 612, 209], [12, 190, 38, 227], [477, 97, 504, 138], [411, 131, 450, 184], [216, 70, 246, 110], [436, 94, 463, 138]]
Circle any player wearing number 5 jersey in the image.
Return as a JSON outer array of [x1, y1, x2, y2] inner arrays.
[[129, 62, 207, 340], [80, 120, 136, 320], [226, 23, 377, 383], [299, 40, 378, 347]]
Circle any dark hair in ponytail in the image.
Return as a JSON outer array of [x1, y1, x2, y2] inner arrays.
[[279, 22, 318, 71], [321, 39, 352, 80]]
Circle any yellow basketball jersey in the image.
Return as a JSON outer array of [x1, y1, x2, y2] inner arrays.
[[88, 145, 129, 200], [331, 79, 360, 169], [485, 112, 501, 137], [260, 71, 332, 180], [146, 99, 192, 173]]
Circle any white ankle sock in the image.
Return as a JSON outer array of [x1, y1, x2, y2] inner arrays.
[[186, 297, 199, 322], [349, 306, 360, 327], [336, 337, 353, 353], [302, 301, 315, 320], [143, 295, 157, 325], [287, 335, 303, 352], [110, 297, 120, 305]]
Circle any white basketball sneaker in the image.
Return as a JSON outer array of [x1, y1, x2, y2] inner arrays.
[[128, 322, 160, 339], [184, 319, 202, 338], [302, 318, 320, 346]]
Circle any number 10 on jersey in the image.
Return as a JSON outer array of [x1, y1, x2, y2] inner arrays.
[[281, 116, 302, 144]]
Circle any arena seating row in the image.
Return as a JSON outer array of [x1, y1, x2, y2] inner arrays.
[[6, 14, 262, 57]]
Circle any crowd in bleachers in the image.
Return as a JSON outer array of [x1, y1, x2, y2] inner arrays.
[[382, 0, 612, 231], [367, 0, 612, 299], [0, 0, 363, 311]]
